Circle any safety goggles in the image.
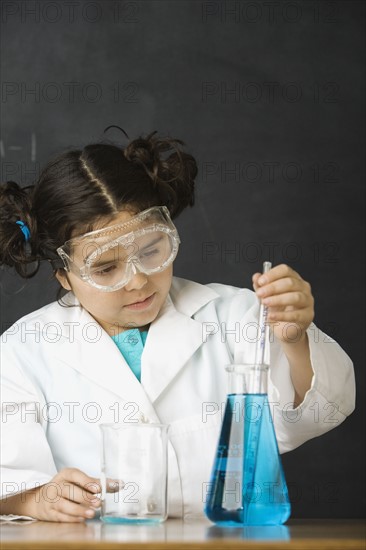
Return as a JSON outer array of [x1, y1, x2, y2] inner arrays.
[[56, 206, 180, 292]]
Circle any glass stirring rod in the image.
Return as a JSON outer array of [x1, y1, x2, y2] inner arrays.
[[254, 261, 272, 367], [247, 261, 272, 457], [243, 261, 273, 514]]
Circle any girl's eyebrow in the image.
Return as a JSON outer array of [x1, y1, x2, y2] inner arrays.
[[91, 235, 164, 267], [140, 235, 163, 250], [91, 258, 119, 268]]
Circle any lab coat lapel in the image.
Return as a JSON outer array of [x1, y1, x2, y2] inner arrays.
[[141, 277, 220, 403], [58, 301, 159, 421]]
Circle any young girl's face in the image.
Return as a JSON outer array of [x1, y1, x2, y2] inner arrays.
[[56, 210, 174, 336]]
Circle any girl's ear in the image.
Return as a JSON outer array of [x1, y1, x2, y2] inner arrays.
[[55, 269, 72, 291]]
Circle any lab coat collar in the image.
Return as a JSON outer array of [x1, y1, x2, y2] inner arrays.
[[142, 277, 220, 403], [168, 276, 220, 317], [59, 277, 220, 410], [57, 296, 159, 420]]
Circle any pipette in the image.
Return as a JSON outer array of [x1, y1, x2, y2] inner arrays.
[[254, 261, 272, 367], [243, 261, 272, 514]]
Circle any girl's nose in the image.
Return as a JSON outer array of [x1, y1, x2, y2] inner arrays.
[[123, 271, 148, 292]]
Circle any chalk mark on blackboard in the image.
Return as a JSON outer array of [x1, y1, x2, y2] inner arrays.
[[0, 133, 37, 162]]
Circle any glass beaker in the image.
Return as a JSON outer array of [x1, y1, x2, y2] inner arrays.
[[100, 423, 169, 524], [204, 364, 291, 526]]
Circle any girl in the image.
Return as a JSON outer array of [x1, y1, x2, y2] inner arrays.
[[0, 131, 355, 522]]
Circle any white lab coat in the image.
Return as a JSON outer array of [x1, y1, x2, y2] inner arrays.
[[0, 276, 355, 519]]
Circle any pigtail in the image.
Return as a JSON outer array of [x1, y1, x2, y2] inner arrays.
[[0, 181, 41, 277]]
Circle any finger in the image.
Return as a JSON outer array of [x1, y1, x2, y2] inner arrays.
[[256, 277, 305, 298], [262, 291, 310, 309], [252, 273, 261, 291], [61, 468, 101, 495], [56, 497, 97, 519], [61, 483, 101, 508], [257, 264, 302, 285], [106, 478, 125, 493], [48, 510, 87, 523], [267, 308, 313, 324]]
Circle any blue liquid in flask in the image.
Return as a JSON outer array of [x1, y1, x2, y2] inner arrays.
[[205, 393, 291, 526]]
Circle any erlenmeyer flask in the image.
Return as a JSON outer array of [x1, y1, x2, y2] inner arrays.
[[204, 364, 291, 526]]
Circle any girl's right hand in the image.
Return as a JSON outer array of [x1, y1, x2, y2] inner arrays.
[[21, 468, 101, 522]]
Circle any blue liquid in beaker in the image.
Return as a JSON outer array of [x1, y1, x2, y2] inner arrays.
[[205, 394, 291, 526]]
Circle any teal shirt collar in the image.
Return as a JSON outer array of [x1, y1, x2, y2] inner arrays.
[[111, 328, 148, 382]]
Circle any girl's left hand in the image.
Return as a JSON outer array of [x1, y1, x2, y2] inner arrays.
[[252, 264, 315, 344]]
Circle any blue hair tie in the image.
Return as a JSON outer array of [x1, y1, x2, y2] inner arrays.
[[16, 220, 31, 242]]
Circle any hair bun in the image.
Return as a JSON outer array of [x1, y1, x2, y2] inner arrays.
[[123, 132, 197, 217], [165, 150, 198, 183], [123, 131, 158, 171]]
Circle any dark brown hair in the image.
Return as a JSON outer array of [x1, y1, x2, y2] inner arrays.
[[0, 131, 197, 281]]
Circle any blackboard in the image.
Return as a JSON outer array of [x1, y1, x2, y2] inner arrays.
[[1, 0, 365, 518]]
